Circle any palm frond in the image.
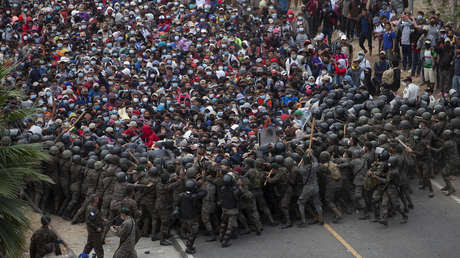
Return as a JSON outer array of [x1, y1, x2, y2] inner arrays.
[[0, 63, 18, 82], [0, 89, 24, 108], [0, 108, 38, 127], [0, 174, 20, 198], [0, 62, 51, 257], [0, 144, 49, 169], [0, 196, 29, 258]]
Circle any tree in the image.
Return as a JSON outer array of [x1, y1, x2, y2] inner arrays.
[[423, 0, 460, 29], [0, 64, 51, 257]]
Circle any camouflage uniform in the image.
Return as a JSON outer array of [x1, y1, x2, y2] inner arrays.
[[113, 216, 137, 258], [63, 158, 83, 219], [57, 153, 72, 215], [320, 161, 343, 222], [29, 225, 60, 258], [248, 164, 276, 225], [83, 204, 104, 258], [297, 158, 323, 226], [41, 152, 61, 213], [200, 174, 218, 238], [137, 174, 159, 238], [267, 166, 292, 227], [219, 183, 242, 247], [154, 177, 182, 242], [351, 157, 369, 218], [237, 175, 262, 233]]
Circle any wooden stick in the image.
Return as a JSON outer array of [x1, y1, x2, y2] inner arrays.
[[55, 111, 87, 141], [128, 151, 139, 164], [308, 118, 316, 151], [297, 158, 303, 167], [397, 138, 413, 152], [264, 169, 273, 186], [343, 123, 347, 138]]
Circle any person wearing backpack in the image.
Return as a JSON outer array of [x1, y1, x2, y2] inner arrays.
[[319, 151, 343, 223]]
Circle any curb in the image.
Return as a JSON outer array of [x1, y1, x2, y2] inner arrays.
[[171, 229, 194, 258]]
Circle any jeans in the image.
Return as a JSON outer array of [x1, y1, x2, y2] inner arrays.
[[359, 34, 372, 53], [452, 75, 460, 92], [401, 45, 412, 70], [348, 19, 357, 39], [411, 50, 422, 76], [439, 69, 452, 93]]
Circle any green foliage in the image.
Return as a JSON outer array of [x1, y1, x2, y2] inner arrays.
[[423, 0, 460, 25], [0, 64, 51, 257]]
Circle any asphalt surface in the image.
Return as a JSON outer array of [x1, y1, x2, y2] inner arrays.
[[194, 180, 460, 258]]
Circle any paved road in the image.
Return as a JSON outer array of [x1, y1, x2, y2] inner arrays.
[[194, 179, 460, 258]]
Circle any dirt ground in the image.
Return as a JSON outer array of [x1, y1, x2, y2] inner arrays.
[[22, 208, 87, 257]]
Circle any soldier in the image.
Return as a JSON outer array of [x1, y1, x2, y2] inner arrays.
[[57, 149, 72, 216], [235, 166, 262, 235], [175, 179, 208, 254], [200, 166, 219, 241], [375, 156, 408, 226], [219, 173, 242, 248], [368, 151, 390, 222], [319, 151, 343, 223], [392, 143, 414, 211], [111, 207, 137, 258], [72, 159, 104, 224], [350, 149, 370, 219], [297, 153, 323, 227], [431, 130, 459, 196], [82, 195, 104, 258], [155, 172, 183, 246], [42, 145, 62, 214], [337, 150, 355, 214], [29, 215, 62, 258], [266, 158, 292, 229], [250, 158, 277, 225], [100, 154, 119, 219], [136, 167, 160, 240], [412, 121, 435, 198], [109, 172, 149, 220], [63, 154, 84, 220]]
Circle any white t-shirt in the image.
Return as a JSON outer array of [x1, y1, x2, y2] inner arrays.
[[29, 125, 42, 135], [403, 83, 419, 102], [374, 24, 384, 35]]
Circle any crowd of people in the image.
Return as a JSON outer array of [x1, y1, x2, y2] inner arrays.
[[5, 0, 459, 257]]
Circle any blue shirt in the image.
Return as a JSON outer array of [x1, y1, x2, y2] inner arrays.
[[382, 31, 396, 50], [281, 95, 299, 106], [360, 17, 370, 36]]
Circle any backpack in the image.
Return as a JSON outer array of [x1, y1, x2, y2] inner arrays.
[[328, 161, 341, 180], [382, 68, 394, 86]]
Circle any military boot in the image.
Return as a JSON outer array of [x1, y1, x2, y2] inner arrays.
[[280, 210, 292, 229], [358, 210, 370, 220], [372, 207, 380, 222], [331, 207, 342, 223], [445, 188, 456, 196], [317, 213, 324, 225], [400, 214, 408, 224], [378, 212, 388, 226], [268, 214, 278, 226], [206, 231, 217, 242], [160, 239, 172, 246], [297, 207, 307, 228], [221, 237, 232, 248]]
